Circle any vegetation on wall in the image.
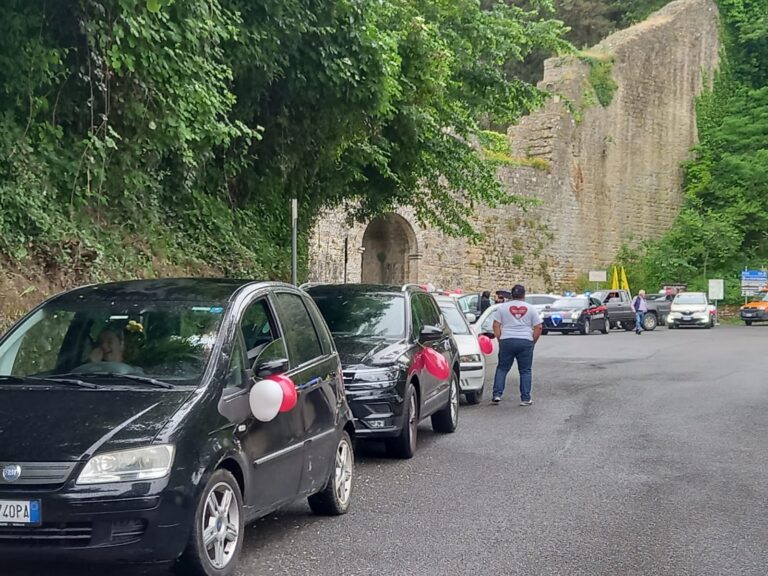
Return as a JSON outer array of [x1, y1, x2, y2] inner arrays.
[[619, 0, 768, 303], [0, 0, 569, 285]]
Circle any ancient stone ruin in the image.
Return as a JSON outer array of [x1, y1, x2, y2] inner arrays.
[[309, 0, 721, 291]]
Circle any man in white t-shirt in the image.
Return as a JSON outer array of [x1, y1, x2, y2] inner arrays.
[[491, 284, 543, 406]]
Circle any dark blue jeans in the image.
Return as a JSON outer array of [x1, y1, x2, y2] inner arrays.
[[635, 311, 645, 333], [493, 338, 534, 401]]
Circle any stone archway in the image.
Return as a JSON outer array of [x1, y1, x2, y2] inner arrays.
[[361, 213, 419, 284]]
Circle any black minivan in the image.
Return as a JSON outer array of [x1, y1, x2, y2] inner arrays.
[[0, 279, 354, 575]]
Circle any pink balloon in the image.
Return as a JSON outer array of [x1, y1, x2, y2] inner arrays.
[[423, 348, 450, 380], [478, 335, 493, 355], [270, 374, 298, 413], [410, 351, 425, 375]]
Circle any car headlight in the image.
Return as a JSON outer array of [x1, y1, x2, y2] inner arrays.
[[353, 366, 400, 383], [460, 354, 482, 363], [77, 445, 175, 485], [571, 312, 581, 320]]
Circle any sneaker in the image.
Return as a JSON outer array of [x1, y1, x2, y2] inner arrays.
[[519, 400, 533, 406], [492, 396, 501, 404]]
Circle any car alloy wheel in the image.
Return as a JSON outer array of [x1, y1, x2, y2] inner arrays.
[[334, 436, 353, 507], [386, 384, 418, 458], [643, 313, 658, 331], [432, 372, 459, 433], [581, 318, 590, 335], [449, 374, 458, 427], [408, 392, 418, 453], [202, 482, 240, 571]]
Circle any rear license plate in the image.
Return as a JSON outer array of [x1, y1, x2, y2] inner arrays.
[[0, 500, 41, 526], [682, 316, 692, 321]]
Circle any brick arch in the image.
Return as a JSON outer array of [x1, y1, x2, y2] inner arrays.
[[361, 213, 419, 284]]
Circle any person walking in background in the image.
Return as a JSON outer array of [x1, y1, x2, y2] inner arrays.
[[632, 290, 648, 334], [491, 285, 543, 406], [480, 291, 492, 314]]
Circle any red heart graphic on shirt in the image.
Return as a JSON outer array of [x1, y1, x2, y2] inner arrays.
[[509, 305, 528, 318]]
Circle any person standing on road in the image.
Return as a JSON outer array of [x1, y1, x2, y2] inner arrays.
[[632, 290, 648, 335], [491, 284, 543, 406], [480, 291, 492, 314]]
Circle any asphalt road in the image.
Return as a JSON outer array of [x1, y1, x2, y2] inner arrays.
[[10, 325, 768, 576]]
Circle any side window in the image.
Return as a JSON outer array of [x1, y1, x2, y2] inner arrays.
[[303, 296, 333, 355], [273, 293, 323, 367], [240, 299, 282, 365], [225, 337, 246, 389], [420, 295, 442, 327], [410, 296, 425, 339], [10, 310, 76, 376]]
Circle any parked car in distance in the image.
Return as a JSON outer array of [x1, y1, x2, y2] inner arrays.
[[541, 296, 610, 335], [740, 292, 768, 325], [434, 295, 485, 404], [643, 293, 675, 330], [0, 279, 354, 576], [307, 284, 460, 459], [667, 291, 714, 329], [525, 294, 559, 316], [591, 289, 636, 330]]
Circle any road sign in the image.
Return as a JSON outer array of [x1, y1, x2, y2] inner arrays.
[[708, 279, 724, 301], [740, 269, 767, 296], [589, 270, 607, 282]]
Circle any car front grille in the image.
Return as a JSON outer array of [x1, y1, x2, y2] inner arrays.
[[0, 522, 92, 547], [0, 462, 77, 488]]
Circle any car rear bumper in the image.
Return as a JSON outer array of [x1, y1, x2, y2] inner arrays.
[[0, 479, 192, 564]]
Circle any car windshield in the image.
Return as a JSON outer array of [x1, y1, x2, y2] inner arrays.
[[752, 293, 768, 302], [0, 300, 225, 383], [675, 293, 707, 305], [439, 304, 471, 335], [553, 298, 588, 308], [311, 292, 405, 339]]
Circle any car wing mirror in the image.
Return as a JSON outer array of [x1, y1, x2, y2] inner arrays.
[[465, 313, 477, 324], [253, 357, 290, 380], [419, 325, 443, 343]]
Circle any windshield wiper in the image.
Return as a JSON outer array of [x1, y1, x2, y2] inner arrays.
[[68, 372, 175, 389], [0, 375, 97, 389]]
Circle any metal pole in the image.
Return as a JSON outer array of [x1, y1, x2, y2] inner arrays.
[[291, 198, 298, 286]]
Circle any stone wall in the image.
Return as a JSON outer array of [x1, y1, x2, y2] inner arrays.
[[309, 0, 720, 292]]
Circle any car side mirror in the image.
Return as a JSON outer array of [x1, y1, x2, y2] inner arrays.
[[465, 313, 477, 324], [419, 325, 443, 343], [253, 357, 289, 380]]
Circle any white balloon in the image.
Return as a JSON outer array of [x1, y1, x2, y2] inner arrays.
[[249, 378, 284, 422]]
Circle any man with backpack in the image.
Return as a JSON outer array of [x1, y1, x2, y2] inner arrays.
[[632, 290, 648, 334]]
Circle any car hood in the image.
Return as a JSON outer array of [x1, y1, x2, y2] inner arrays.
[[333, 336, 408, 368], [0, 387, 194, 462], [743, 301, 768, 310], [452, 333, 481, 357], [546, 307, 584, 315], [671, 303, 709, 313]]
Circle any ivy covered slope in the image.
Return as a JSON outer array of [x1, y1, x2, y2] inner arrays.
[[627, 0, 768, 301], [0, 0, 567, 293]]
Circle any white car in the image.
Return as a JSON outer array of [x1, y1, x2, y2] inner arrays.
[[525, 293, 559, 315], [435, 295, 486, 404], [667, 292, 714, 329]]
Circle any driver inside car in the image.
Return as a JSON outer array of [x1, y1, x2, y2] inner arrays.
[[88, 328, 125, 363]]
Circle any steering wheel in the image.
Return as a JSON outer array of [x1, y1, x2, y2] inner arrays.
[[71, 361, 139, 375]]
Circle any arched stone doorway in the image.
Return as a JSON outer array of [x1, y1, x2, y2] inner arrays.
[[361, 213, 419, 284]]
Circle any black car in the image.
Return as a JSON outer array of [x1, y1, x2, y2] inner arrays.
[[0, 279, 354, 576], [307, 284, 460, 459], [542, 296, 610, 335]]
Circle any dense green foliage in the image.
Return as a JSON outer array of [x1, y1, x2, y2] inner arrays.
[[621, 0, 768, 302], [0, 0, 568, 282]]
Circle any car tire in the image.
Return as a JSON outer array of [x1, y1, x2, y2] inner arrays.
[[308, 431, 354, 516], [668, 323, 675, 330], [746, 320, 753, 326], [601, 321, 609, 334], [542, 328, 549, 335], [623, 321, 635, 331], [179, 469, 245, 576], [432, 370, 459, 434], [386, 383, 418, 459], [643, 313, 658, 331], [580, 318, 590, 335]]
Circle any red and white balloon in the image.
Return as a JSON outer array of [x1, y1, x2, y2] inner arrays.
[[249, 374, 297, 422]]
